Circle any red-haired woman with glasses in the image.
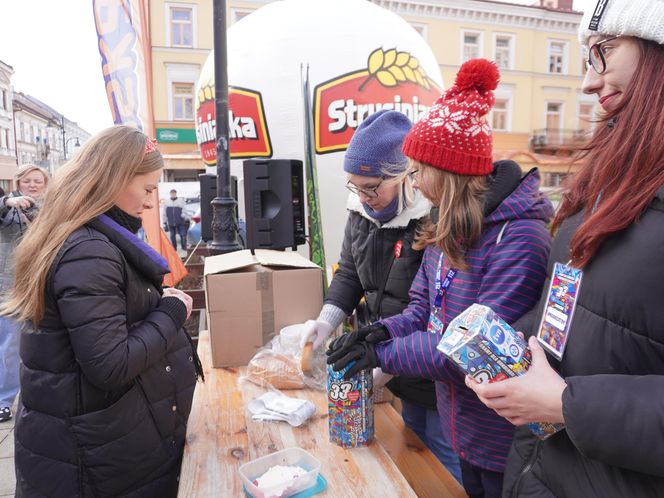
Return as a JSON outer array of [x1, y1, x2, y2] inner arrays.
[[467, 1, 664, 496]]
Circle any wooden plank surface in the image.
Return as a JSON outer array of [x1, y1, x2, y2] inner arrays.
[[179, 330, 466, 497]]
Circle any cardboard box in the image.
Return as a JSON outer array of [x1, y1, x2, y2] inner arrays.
[[204, 249, 323, 367]]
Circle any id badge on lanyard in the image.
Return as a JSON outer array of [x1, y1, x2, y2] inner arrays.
[[427, 253, 457, 335], [536, 261, 583, 360]]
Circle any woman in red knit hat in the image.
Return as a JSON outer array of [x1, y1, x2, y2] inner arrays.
[[328, 59, 553, 497]]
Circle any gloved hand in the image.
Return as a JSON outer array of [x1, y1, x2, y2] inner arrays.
[[163, 223, 169, 232], [326, 323, 390, 355], [299, 319, 334, 350], [326, 341, 379, 380]]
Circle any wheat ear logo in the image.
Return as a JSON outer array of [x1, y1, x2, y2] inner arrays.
[[359, 48, 431, 91], [313, 46, 441, 154]]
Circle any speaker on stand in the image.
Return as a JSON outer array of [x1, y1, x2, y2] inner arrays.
[[242, 159, 306, 252]]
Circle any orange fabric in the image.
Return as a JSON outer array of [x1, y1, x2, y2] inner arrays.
[[141, 191, 188, 287]]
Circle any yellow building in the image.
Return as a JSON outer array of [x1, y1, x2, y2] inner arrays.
[[373, 0, 589, 185], [149, 0, 214, 181], [150, 0, 590, 186]]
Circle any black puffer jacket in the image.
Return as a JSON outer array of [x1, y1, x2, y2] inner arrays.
[[325, 190, 435, 408], [14, 214, 198, 497], [505, 187, 664, 497]]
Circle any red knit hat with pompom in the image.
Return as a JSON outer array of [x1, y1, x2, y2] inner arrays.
[[402, 58, 500, 175]]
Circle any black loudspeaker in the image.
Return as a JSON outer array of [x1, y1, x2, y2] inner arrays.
[[243, 159, 306, 251], [198, 173, 238, 242]]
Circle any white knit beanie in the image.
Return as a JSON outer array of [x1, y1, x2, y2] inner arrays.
[[579, 0, 664, 46]]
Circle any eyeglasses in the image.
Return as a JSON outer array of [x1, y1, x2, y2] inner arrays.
[[585, 35, 620, 75], [345, 179, 383, 198]]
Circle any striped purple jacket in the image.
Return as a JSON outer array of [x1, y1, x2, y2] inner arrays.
[[376, 169, 553, 473]]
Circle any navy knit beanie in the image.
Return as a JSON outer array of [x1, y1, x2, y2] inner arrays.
[[344, 110, 412, 177]]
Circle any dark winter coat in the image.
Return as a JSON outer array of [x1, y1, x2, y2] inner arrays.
[[504, 186, 664, 498], [324, 191, 438, 409], [0, 191, 39, 296], [14, 214, 197, 497]]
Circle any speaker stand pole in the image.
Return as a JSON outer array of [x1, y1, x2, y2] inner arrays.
[[208, 0, 242, 255]]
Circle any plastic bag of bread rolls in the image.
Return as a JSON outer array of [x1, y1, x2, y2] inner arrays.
[[243, 326, 326, 390]]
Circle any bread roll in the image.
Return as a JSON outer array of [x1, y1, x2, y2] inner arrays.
[[301, 342, 314, 374], [246, 352, 305, 389]]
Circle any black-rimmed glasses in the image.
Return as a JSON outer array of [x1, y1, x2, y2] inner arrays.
[[585, 35, 620, 75], [345, 179, 383, 198]]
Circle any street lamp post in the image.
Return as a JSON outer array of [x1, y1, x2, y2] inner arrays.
[[60, 115, 67, 160], [64, 137, 80, 160], [208, 0, 242, 254]]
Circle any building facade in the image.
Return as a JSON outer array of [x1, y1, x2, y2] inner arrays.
[[12, 92, 91, 175], [149, 0, 589, 186], [149, 0, 214, 181], [0, 60, 16, 191], [370, 0, 589, 185]]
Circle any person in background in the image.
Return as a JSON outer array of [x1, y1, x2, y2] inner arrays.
[[2, 126, 202, 496], [0, 164, 49, 423], [327, 59, 553, 498], [467, 2, 664, 496], [162, 188, 189, 251], [299, 109, 462, 482]]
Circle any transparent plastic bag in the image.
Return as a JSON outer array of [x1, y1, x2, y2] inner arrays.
[[242, 331, 327, 391]]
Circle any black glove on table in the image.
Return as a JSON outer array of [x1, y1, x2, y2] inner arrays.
[[326, 341, 379, 380]]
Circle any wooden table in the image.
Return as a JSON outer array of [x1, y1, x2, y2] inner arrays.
[[178, 330, 466, 498]]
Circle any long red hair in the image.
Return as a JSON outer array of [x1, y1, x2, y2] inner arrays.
[[552, 39, 664, 267]]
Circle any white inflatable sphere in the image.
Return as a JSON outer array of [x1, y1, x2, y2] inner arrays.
[[196, 0, 444, 266]]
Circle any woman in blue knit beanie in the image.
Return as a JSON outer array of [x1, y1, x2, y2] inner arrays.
[[298, 109, 462, 483]]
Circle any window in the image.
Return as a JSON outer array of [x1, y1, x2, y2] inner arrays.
[[166, 63, 199, 120], [0, 89, 5, 110], [494, 35, 514, 70], [546, 102, 564, 142], [170, 6, 193, 47], [577, 102, 595, 135], [462, 31, 483, 62], [548, 41, 567, 74], [492, 98, 509, 131], [409, 23, 428, 40], [0, 127, 6, 148], [173, 82, 194, 120], [231, 8, 253, 23]]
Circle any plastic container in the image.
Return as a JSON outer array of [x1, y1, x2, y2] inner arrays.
[[279, 324, 304, 351], [239, 447, 321, 498]]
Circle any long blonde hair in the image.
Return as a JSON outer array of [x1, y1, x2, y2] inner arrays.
[[2, 125, 163, 325], [412, 160, 488, 270]]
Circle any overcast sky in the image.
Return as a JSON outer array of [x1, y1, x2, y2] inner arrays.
[[0, 0, 594, 136]]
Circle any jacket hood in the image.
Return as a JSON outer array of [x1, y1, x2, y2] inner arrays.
[[484, 167, 553, 226], [346, 188, 431, 228]]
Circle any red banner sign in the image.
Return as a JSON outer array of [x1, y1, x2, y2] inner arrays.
[[314, 48, 442, 154], [196, 86, 273, 165]]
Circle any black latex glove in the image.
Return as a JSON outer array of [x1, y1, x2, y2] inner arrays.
[[326, 341, 378, 380], [326, 323, 390, 356]]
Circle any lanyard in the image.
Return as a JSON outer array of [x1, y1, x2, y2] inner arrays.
[[433, 253, 457, 309]]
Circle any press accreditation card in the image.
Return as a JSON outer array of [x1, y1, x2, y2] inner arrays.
[[536, 262, 583, 360]]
